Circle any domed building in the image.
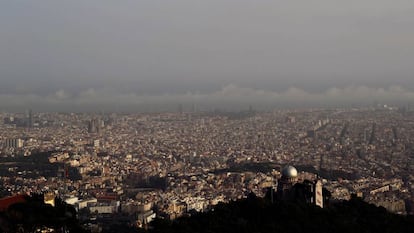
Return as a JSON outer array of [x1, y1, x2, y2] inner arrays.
[[269, 165, 325, 208], [277, 165, 298, 198], [281, 165, 298, 182]]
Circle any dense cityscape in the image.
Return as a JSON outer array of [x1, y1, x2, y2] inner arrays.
[[1, 106, 414, 231], [3, 1, 414, 232]]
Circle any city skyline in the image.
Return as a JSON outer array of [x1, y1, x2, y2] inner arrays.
[[1, 108, 413, 229]]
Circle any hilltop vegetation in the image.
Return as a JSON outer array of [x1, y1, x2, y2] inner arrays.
[[149, 194, 414, 233]]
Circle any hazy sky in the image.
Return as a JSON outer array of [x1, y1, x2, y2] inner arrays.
[[1, 0, 414, 111]]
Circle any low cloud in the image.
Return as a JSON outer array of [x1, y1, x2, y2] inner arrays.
[[1, 84, 414, 112]]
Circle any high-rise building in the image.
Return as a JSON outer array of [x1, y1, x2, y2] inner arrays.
[[28, 109, 33, 128], [191, 103, 197, 113], [178, 104, 183, 114], [88, 118, 102, 133], [4, 138, 23, 148], [88, 119, 96, 133]]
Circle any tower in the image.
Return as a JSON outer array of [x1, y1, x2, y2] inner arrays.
[[178, 104, 183, 114], [88, 119, 96, 133], [29, 109, 33, 128], [314, 180, 323, 208], [88, 118, 101, 133]]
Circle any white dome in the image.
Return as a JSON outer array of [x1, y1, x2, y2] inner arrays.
[[282, 166, 298, 178]]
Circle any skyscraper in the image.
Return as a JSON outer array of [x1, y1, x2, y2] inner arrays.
[[28, 109, 33, 128], [4, 138, 23, 148]]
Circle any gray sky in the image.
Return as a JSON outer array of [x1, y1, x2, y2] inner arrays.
[[1, 0, 414, 111]]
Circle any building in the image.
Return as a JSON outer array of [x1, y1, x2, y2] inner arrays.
[[88, 118, 103, 133], [276, 165, 298, 199], [273, 165, 326, 208], [4, 138, 23, 148], [28, 109, 33, 128], [136, 210, 156, 228], [314, 179, 324, 208], [44, 192, 56, 207]]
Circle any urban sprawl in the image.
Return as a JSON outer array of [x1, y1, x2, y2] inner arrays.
[[1, 107, 414, 229]]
